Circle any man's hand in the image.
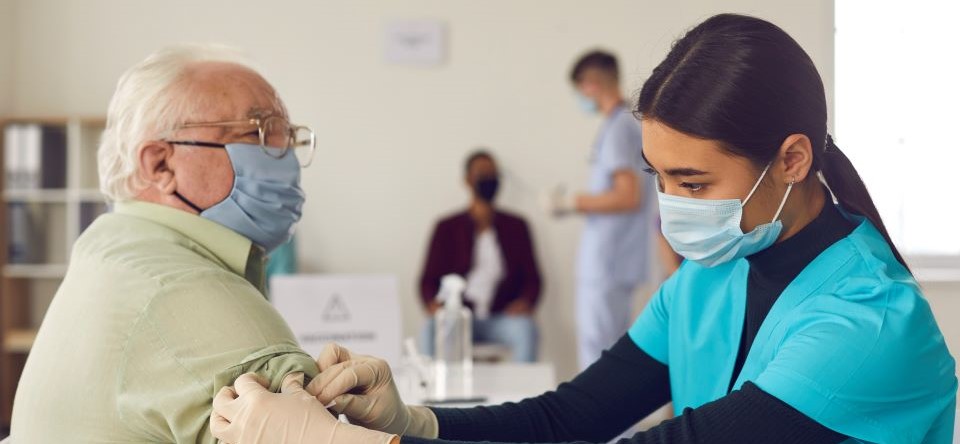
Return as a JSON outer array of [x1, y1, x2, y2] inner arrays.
[[503, 299, 533, 316], [210, 372, 396, 444], [426, 300, 443, 315]]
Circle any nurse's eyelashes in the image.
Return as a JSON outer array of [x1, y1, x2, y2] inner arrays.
[[679, 182, 705, 193]]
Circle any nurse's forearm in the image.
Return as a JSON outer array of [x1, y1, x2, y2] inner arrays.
[[401, 383, 845, 444], [611, 382, 847, 443], [402, 438, 594, 444], [576, 170, 642, 213]]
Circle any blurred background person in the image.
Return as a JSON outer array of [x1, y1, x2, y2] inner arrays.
[[419, 150, 542, 363], [547, 50, 658, 370]]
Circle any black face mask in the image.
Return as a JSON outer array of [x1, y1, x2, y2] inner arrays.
[[475, 176, 500, 203]]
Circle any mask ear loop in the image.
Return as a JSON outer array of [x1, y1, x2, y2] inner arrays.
[[770, 179, 795, 223], [174, 190, 205, 213], [742, 163, 772, 205], [816, 170, 839, 205]]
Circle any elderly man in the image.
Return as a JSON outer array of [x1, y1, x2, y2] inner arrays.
[[10, 45, 392, 443]]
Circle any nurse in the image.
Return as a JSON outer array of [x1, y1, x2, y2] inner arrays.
[[211, 14, 957, 444]]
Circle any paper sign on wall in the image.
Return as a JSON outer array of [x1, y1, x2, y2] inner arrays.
[[384, 19, 447, 65], [271, 274, 402, 365]]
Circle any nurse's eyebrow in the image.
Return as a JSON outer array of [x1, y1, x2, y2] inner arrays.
[[664, 167, 708, 176], [641, 152, 708, 176]]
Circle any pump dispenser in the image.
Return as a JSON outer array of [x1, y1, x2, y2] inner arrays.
[[433, 274, 473, 400]]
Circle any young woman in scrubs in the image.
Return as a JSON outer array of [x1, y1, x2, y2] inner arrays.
[[210, 13, 957, 444]]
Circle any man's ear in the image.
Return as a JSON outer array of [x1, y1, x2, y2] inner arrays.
[[777, 134, 814, 184], [138, 141, 177, 195]]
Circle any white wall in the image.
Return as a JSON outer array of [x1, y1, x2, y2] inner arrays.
[[6, 0, 836, 380], [925, 285, 960, 370]]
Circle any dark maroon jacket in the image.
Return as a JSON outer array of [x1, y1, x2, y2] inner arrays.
[[419, 209, 542, 314]]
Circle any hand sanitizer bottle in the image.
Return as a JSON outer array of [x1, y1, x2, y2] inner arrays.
[[433, 274, 473, 401]]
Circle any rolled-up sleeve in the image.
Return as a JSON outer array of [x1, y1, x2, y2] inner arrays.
[[117, 272, 319, 443]]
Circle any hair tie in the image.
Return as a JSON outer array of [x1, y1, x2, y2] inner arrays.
[[825, 134, 839, 153]]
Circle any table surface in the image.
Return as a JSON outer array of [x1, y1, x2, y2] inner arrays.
[[397, 362, 557, 407]]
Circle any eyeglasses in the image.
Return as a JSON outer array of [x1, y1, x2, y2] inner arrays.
[[164, 115, 316, 167]]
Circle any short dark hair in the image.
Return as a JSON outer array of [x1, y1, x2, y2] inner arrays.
[[570, 50, 619, 83], [464, 149, 495, 175]]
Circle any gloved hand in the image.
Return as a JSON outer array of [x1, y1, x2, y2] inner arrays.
[[306, 343, 439, 439], [540, 184, 578, 217], [211, 372, 398, 444]]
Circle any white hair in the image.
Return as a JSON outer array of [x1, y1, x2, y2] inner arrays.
[[98, 44, 253, 201]]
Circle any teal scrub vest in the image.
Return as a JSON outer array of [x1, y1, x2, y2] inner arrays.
[[629, 214, 957, 443]]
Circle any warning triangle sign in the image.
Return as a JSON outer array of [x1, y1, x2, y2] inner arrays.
[[322, 293, 351, 322]]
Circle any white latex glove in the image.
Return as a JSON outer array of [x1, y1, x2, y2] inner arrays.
[[211, 372, 397, 444], [540, 184, 578, 217], [306, 343, 439, 439]]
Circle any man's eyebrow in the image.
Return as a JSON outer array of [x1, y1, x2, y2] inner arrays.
[[246, 108, 276, 119], [640, 152, 708, 176]]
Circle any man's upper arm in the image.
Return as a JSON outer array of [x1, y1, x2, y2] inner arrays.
[[611, 169, 641, 209], [599, 118, 643, 173], [118, 272, 318, 443], [516, 218, 542, 305], [420, 220, 449, 304], [600, 119, 644, 208]]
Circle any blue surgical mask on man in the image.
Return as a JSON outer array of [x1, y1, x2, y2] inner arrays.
[[576, 93, 599, 115], [657, 163, 794, 267], [175, 143, 304, 253]]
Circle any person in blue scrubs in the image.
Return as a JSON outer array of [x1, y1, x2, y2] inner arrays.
[[551, 50, 658, 370], [210, 14, 957, 444]]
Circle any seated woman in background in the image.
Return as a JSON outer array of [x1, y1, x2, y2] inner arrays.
[[419, 150, 543, 362]]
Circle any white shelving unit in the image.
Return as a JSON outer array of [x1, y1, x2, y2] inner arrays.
[[0, 116, 107, 428]]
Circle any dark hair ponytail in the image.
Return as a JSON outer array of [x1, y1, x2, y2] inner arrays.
[[819, 135, 908, 269], [636, 13, 910, 271]]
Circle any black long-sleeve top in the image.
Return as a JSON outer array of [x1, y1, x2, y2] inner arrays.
[[404, 202, 855, 444]]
